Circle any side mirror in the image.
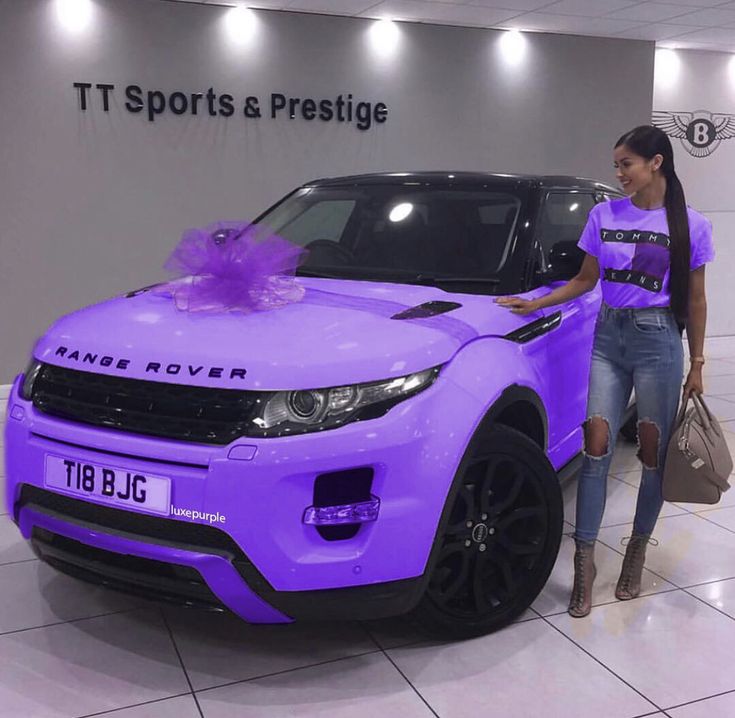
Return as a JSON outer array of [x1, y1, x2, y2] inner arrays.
[[543, 240, 584, 282]]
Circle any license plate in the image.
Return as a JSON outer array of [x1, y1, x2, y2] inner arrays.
[[44, 455, 171, 516]]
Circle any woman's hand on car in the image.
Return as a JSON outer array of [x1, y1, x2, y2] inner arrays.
[[495, 296, 541, 315]]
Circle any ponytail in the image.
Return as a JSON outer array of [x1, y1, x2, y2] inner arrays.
[[663, 170, 691, 329], [615, 125, 691, 329]]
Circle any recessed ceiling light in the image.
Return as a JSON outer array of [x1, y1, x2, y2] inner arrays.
[[655, 48, 680, 88], [55, 0, 93, 33], [499, 30, 527, 66], [225, 6, 258, 43], [369, 18, 400, 57]]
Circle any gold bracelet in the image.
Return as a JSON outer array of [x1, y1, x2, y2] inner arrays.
[[690, 356, 705, 365]]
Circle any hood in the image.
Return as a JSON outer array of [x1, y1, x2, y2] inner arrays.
[[34, 278, 537, 390]]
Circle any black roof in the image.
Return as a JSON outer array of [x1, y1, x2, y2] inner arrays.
[[305, 171, 620, 194]]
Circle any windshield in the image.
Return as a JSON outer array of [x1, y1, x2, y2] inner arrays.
[[253, 184, 524, 291]]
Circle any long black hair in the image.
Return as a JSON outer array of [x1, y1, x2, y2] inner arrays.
[[614, 125, 690, 328]]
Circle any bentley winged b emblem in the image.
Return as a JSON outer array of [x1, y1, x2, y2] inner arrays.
[[652, 110, 735, 157]]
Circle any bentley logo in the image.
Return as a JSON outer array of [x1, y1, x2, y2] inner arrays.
[[652, 110, 735, 157]]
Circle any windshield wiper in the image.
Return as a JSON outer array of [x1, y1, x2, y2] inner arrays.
[[295, 268, 347, 279], [297, 266, 418, 281], [296, 267, 501, 289], [415, 276, 501, 287]]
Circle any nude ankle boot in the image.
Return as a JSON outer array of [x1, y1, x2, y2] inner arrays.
[[568, 539, 597, 618], [615, 534, 652, 600]]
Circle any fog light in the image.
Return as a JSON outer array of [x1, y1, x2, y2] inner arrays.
[[303, 496, 380, 525]]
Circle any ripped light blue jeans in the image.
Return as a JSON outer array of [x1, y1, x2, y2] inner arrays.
[[574, 304, 684, 543]]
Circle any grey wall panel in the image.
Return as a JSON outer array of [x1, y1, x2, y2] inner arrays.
[[0, 0, 654, 381]]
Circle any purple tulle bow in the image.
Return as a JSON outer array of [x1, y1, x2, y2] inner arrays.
[[154, 222, 306, 314]]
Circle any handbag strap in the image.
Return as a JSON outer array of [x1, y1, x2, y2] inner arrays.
[[691, 393, 723, 438], [690, 393, 712, 431], [675, 393, 692, 428]]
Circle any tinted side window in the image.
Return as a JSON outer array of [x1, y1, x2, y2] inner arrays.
[[537, 192, 596, 267]]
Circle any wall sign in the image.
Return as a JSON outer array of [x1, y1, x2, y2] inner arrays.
[[73, 82, 388, 132], [652, 110, 735, 157]]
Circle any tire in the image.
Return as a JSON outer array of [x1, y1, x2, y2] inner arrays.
[[410, 424, 563, 640]]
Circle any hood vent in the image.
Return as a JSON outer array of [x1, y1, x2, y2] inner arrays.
[[391, 301, 462, 320], [124, 283, 164, 298]]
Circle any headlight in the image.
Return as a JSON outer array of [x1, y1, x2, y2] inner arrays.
[[21, 359, 43, 401], [252, 366, 441, 437]]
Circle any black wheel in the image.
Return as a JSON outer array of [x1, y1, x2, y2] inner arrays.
[[410, 425, 563, 640]]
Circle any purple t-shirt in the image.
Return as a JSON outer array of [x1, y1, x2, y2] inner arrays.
[[577, 196, 715, 308]]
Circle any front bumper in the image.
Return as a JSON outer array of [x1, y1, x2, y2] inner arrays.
[[4, 371, 482, 623]]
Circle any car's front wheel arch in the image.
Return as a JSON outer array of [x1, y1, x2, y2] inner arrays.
[[473, 384, 548, 451]]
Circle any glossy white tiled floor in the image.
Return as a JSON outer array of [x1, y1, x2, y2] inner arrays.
[[3, 337, 735, 717]]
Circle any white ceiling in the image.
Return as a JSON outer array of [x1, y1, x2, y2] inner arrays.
[[167, 0, 735, 52]]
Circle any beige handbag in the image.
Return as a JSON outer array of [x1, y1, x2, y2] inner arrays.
[[662, 393, 733, 504]]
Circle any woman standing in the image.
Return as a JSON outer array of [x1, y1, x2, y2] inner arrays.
[[496, 125, 715, 617]]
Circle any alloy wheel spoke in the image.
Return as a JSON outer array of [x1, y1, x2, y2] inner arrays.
[[497, 535, 545, 557], [478, 456, 504, 515], [436, 539, 468, 565], [496, 505, 546, 530], [487, 464, 525, 516], [487, 552, 516, 597], [445, 484, 477, 539], [481, 455, 502, 488], [472, 563, 491, 613], [442, 551, 474, 603]]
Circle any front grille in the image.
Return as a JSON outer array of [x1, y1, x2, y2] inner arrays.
[[32, 527, 223, 609], [31, 363, 265, 444]]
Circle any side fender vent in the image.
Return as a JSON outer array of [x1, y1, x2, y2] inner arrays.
[[504, 311, 562, 344]]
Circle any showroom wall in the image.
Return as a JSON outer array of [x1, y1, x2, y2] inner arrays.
[[0, 0, 655, 382], [653, 49, 735, 337]]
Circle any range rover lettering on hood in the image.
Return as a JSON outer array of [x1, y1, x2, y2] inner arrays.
[[53, 346, 247, 380]]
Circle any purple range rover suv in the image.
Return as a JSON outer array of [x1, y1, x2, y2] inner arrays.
[[5, 172, 625, 639]]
